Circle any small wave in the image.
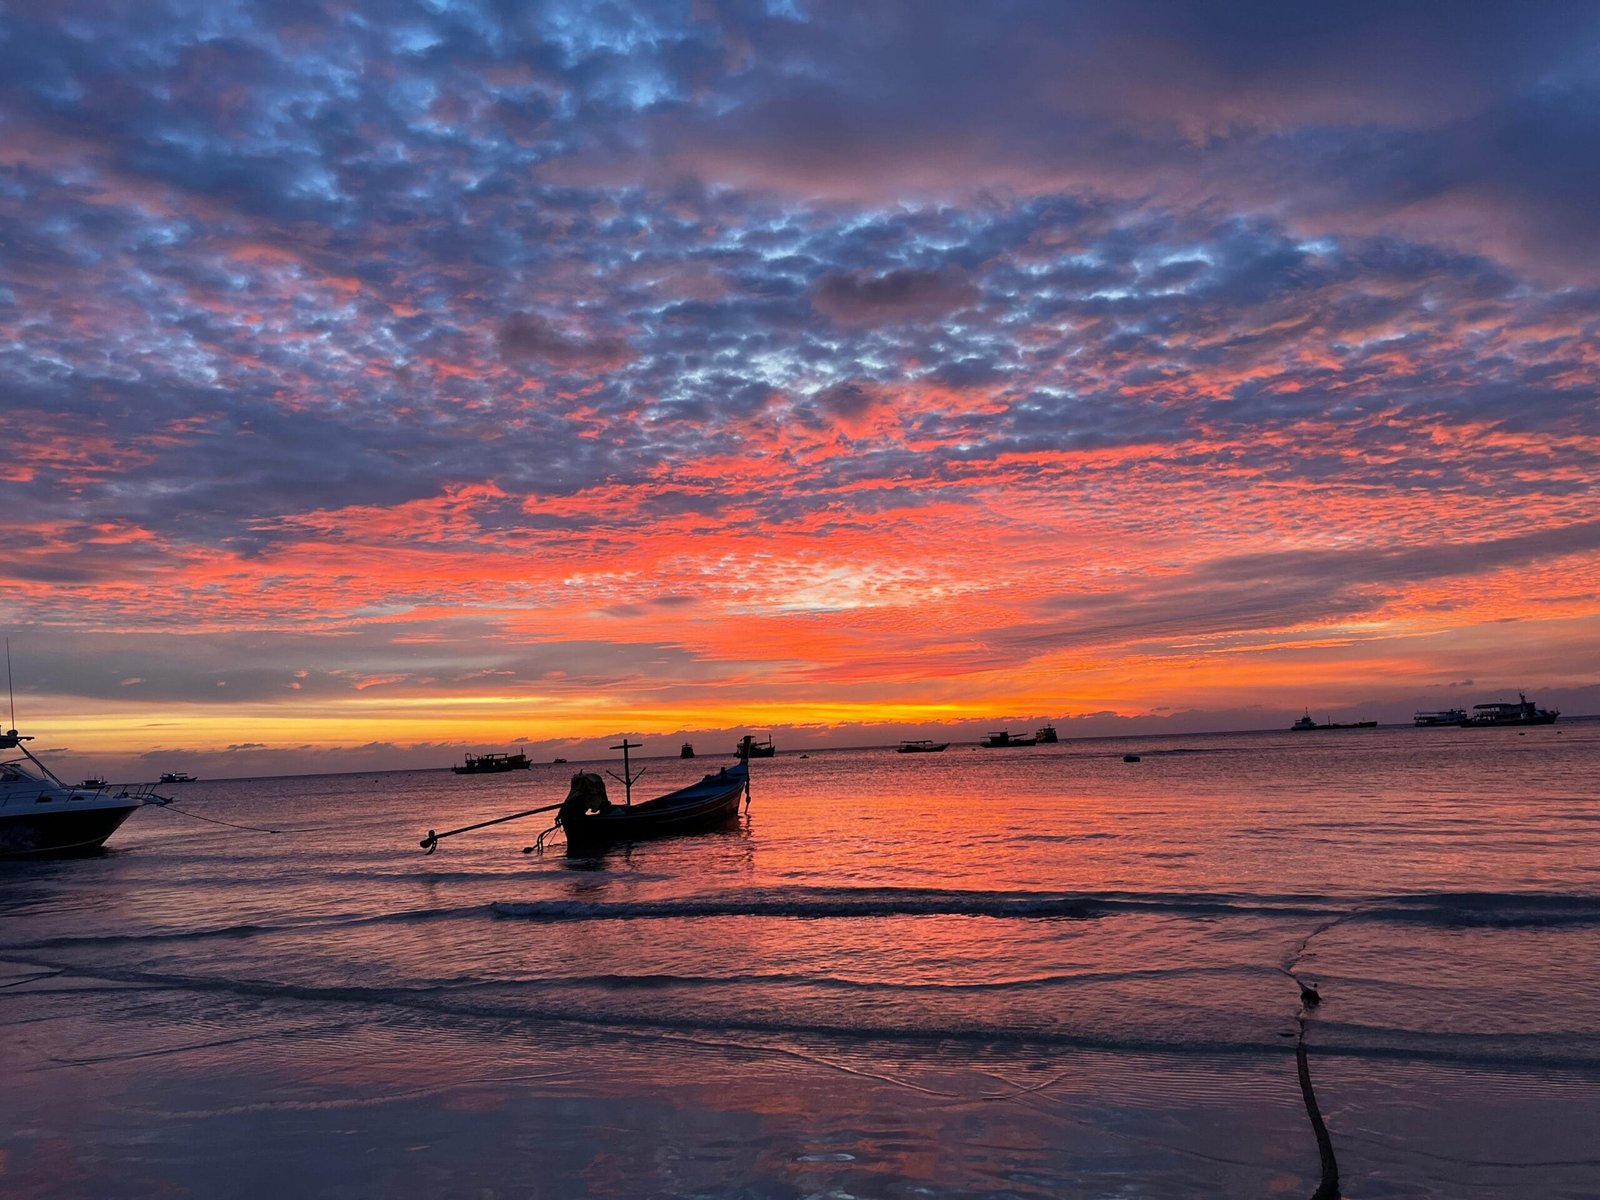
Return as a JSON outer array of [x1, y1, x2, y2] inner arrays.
[[515, 963, 1253, 994], [11, 949, 1600, 1074], [17, 889, 1594, 957], [3, 904, 488, 952], [489, 886, 1342, 923], [490, 886, 1600, 928], [1348, 892, 1600, 929]]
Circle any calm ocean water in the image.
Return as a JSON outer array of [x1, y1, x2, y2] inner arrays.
[[5, 723, 1599, 1198]]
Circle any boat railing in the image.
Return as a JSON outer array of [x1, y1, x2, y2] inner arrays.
[[0, 779, 169, 810]]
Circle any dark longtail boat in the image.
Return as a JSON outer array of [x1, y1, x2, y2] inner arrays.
[[980, 730, 1037, 747], [735, 734, 776, 758], [419, 739, 754, 857], [557, 760, 749, 849], [453, 749, 532, 774]]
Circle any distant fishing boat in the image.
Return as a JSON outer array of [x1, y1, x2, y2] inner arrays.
[[736, 734, 776, 758], [452, 750, 532, 775], [159, 771, 198, 783], [1036, 723, 1058, 743], [981, 730, 1038, 747], [897, 740, 949, 753], [1461, 693, 1559, 727], [681, 742, 695, 758], [79, 776, 109, 789], [1291, 712, 1377, 731]]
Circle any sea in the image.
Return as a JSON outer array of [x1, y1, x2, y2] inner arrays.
[[4, 722, 1598, 1199]]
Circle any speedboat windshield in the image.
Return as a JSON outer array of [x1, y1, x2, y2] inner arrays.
[[1, 759, 47, 783]]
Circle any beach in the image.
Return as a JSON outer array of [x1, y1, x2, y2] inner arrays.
[[5, 723, 1599, 1198]]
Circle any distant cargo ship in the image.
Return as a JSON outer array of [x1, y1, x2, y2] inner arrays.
[[1291, 712, 1377, 731]]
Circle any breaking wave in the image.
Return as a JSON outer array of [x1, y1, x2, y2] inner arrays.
[[7, 947, 1600, 1075], [489, 886, 1600, 928], [10, 888, 1599, 957]]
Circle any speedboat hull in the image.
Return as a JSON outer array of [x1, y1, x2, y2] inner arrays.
[[0, 797, 141, 857], [4, 728, 150, 857]]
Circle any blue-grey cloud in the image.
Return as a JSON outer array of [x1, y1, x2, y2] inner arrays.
[[1, 0, 1596, 721]]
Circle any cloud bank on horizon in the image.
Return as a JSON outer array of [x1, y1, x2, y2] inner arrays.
[[3, 0, 1599, 756]]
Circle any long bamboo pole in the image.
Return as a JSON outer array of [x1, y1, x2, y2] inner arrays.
[[420, 801, 564, 853]]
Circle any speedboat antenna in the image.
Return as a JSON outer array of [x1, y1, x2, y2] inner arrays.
[[607, 738, 645, 806], [0, 642, 57, 782]]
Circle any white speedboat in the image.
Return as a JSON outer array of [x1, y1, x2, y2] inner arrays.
[[1, 728, 156, 856]]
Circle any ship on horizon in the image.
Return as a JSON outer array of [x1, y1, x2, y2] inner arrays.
[[1291, 711, 1377, 731], [1412, 694, 1559, 727], [1461, 693, 1559, 727], [452, 750, 532, 774]]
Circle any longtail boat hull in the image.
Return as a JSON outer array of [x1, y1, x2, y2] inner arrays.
[[560, 762, 749, 850]]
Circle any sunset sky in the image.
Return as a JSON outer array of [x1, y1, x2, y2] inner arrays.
[[4, 2, 1599, 775]]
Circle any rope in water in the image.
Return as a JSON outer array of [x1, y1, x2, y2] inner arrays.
[[144, 802, 283, 835], [524, 818, 563, 854], [1283, 918, 1346, 1200]]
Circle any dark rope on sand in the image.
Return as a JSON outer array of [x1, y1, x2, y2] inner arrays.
[[1284, 923, 1343, 1200], [0, 967, 65, 988], [1295, 1013, 1341, 1200]]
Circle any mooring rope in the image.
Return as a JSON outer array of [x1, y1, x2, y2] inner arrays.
[[1296, 1017, 1341, 1200], [524, 818, 563, 854], [1283, 918, 1347, 1200], [144, 802, 283, 835]]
